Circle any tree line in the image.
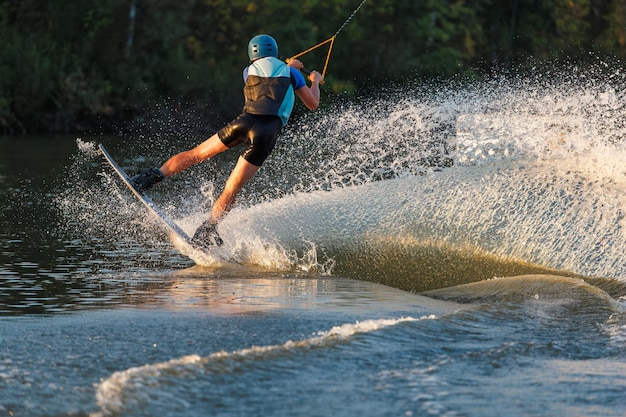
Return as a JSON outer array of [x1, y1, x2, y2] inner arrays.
[[1, 0, 624, 134]]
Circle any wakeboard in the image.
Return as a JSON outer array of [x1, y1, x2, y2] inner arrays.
[[99, 144, 209, 252]]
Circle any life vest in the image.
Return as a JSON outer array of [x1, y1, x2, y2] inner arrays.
[[243, 57, 295, 126]]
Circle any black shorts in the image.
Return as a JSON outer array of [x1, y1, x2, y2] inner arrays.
[[217, 113, 282, 166]]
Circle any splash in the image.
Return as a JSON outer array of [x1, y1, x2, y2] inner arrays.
[[58, 64, 626, 284], [220, 66, 625, 285]]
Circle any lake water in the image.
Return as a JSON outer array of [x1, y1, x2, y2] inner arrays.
[[1, 70, 625, 416]]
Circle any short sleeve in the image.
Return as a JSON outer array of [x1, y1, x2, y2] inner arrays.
[[290, 67, 306, 90]]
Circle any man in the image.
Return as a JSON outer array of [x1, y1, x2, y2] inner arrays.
[[131, 34, 322, 247]]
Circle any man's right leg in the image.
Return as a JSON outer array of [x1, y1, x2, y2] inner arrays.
[[210, 156, 261, 223], [191, 156, 260, 248]]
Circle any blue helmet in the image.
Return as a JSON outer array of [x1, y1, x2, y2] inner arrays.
[[248, 34, 278, 61]]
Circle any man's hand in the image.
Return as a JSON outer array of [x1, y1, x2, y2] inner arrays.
[[287, 58, 322, 83], [286, 58, 303, 70], [308, 70, 322, 84]]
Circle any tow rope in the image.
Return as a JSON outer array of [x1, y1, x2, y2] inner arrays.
[[288, 0, 367, 81]]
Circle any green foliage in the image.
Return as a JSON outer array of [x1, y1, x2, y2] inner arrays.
[[0, 0, 624, 134]]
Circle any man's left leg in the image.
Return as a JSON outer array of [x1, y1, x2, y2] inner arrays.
[[160, 133, 228, 177], [131, 133, 228, 192]]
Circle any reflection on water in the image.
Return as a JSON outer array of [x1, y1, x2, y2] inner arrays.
[[0, 236, 197, 314], [1, 259, 457, 316]]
